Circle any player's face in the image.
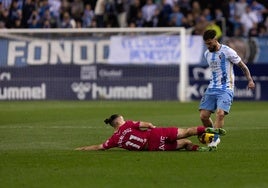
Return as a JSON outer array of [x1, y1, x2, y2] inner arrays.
[[114, 116, 124, 125], [205, 38, 218, 52]]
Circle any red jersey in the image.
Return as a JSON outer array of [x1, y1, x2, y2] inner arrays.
[[102, 120, 179, 151], [102, 120, 151, 151]]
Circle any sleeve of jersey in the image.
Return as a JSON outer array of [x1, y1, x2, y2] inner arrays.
[[204, 50, 209, 63], [228, 48, 241, 64], [131, 121, 141, 129], [102, 135, 118, 149]]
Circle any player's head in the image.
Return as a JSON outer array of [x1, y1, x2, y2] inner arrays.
[[104, 114, 123, 127], [203, 29, 219, 52]]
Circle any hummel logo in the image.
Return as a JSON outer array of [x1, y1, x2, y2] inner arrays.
[[71, 82, 91, 100]]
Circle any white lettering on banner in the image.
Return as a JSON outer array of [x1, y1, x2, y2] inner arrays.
[[179, 83, 261, 100], [73, 41, 94, 65], [234, 83, 261, 100], [130, 50, 180, 62], [28, 41, 48, 65], [7, 41, 26, 66], [99, 69, 123, 78], [0, 83, 46, 100], [91, 83, 152, 99], [80, 66, 97, 80], [71, 82, 153, 100], [7, 40, 99, 66], [108, 35, 203, 64], [0, 72, 11, 81], [6, 37, 203, 65], [50, 41, 72, 64], [96, 40, 110, 63]]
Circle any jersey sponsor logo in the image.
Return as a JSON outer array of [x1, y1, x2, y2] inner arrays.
[[158, 136, 167, 151]]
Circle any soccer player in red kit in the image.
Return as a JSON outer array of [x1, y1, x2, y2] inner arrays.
[[75, 114, 226, 152]]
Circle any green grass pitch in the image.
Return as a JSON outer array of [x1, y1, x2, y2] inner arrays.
[[0, 101, 268, 188]]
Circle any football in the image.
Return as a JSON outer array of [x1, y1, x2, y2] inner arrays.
[[198, 133, 215, 144]]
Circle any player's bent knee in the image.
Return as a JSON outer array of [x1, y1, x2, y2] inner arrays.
[[216, 110, 225, 120], [200, 113, 210, 120]]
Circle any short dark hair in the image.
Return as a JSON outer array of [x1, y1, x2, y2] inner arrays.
[[104, 114, 120, 126], [203, 29, 217, 41]]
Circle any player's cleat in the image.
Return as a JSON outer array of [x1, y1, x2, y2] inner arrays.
[[205, 127, 226, 136], [208, 137, 221, 147], [197, 146, 217, 152], [208, 146, 217, 151]]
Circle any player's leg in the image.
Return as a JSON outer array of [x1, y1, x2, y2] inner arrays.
[[214, 90, 233, 128], [177, 126, 207, 139], [175, 139, 216, 152], [199, 92, 217, 127], [176, 139, 196, 150], [208, 93, 232, 148], [214, 109, 225, 128], [200, 109, 213, 127], [177, 126, 226, 139]]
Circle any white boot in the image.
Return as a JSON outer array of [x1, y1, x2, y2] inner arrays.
[[207, 134, 220, 147]]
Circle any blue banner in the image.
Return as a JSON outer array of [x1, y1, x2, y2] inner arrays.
[[1, 36, 268, 67], [0, 64, 267, 101]]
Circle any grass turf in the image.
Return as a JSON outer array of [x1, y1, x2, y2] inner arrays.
[[0, 101, 268, 188]]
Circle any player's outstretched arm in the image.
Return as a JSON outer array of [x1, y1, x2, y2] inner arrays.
[[75, 144, 105, 151], [237, 61, 255, 90]]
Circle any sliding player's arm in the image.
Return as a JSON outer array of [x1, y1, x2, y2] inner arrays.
[[75, 144, 105, 151], [139, 121, 156, 129]]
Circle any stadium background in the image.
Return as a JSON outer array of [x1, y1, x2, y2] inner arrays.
[[0, 32, 268, 101], [1, 0, 268, 102], [1, 1, 268, 188]]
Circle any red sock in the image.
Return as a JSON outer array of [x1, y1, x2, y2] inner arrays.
[[197, 126, 206, 135], [191, 145, 199, 151]]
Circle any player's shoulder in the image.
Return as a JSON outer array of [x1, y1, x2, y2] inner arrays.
[[125, 120, 134, 124], [221, 44, 236, 52], [220, 44, 238, 55], [220, 44, 232, 50], [123, 120, 137, 127], [204, 49, 209, 57]]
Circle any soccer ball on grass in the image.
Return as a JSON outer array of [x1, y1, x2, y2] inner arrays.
[[198, 133, 215, 144]]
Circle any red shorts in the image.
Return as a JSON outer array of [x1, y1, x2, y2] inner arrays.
[[147, 127, 178, 151]]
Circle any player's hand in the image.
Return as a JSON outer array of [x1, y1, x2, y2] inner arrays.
[[248, 80, 255, 90], [75, 147, 85, 150]]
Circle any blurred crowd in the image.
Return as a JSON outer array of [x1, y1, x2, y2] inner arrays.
[[0, 0, 268, 37]]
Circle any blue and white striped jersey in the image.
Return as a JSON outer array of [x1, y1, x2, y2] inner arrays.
[[204, 44, 241, 91]]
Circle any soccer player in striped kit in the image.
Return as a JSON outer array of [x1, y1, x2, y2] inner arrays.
[[199, 29, 255, 148]]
